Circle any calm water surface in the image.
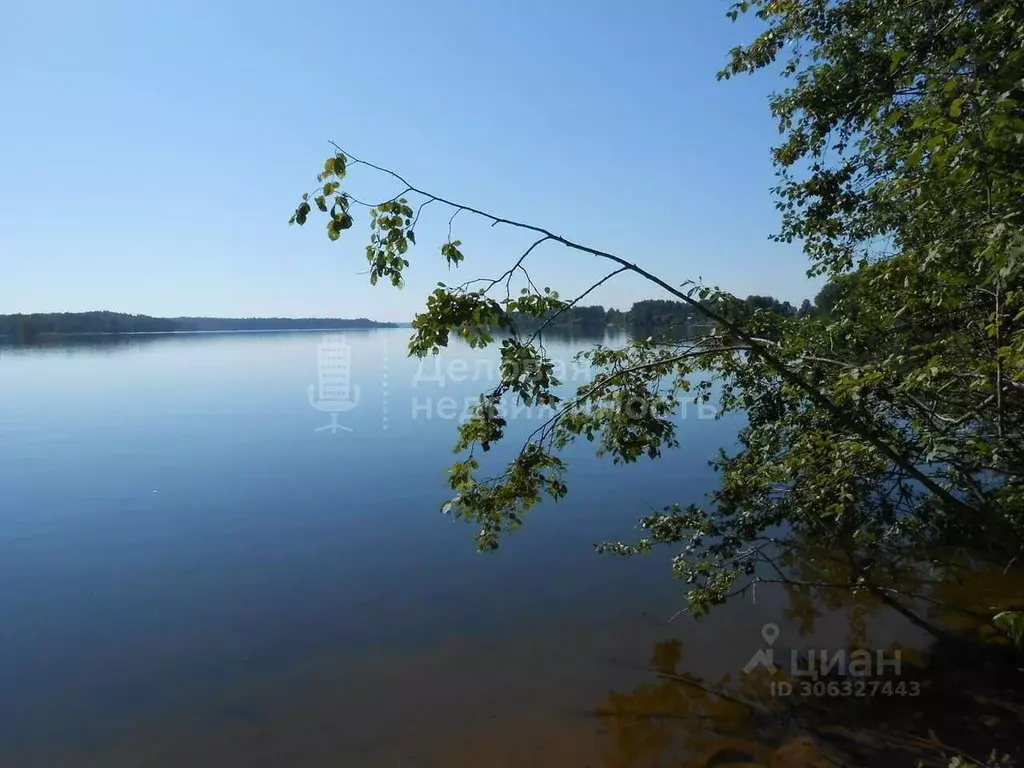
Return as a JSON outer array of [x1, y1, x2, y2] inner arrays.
[[0, 329, 934, 766]]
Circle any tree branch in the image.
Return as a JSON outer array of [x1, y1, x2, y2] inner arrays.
[[325, 142, 982, 521]]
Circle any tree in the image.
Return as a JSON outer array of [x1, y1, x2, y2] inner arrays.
[[812, 275, 858, 317], [290, 0, 1024, 629], [703, 0, 1024, 604]]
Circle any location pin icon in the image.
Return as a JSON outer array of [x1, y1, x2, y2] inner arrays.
[[761, 623, 780, 646]]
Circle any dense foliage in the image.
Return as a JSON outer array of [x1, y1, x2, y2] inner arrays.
[[687, 0, 1024, 612], [291, 0, 1024, 649]]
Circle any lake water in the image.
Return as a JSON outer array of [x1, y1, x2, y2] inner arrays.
[[0, 329, 944, 766]]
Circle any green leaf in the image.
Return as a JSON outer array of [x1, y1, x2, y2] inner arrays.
[[993, 611, 1024, 647]]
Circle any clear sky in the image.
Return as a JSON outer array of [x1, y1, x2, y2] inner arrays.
[[1, 0, 821, 322]]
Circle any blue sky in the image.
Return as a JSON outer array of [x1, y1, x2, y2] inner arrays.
[[1, 0, 820, 322]]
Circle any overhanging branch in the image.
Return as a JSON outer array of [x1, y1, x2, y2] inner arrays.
[[326, 142, 981, 520]]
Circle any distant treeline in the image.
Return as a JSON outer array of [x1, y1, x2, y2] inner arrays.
[[0, 312, 396, 342], [512, 290, 831, 334], [173, 316, 394, 332], [4, 286, 841, 343]]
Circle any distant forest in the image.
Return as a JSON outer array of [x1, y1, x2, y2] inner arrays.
[[512, 287, 834, 334], [3, 285, 838, 343], [0, 312, 396, 342]]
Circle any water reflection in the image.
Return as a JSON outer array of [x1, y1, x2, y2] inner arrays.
[[597, 555, 1024, 768], [2, 331, 1021, 766], [598, 638, 812, 767], [0, 329, 404, 358], [0, 326, 614, 350]]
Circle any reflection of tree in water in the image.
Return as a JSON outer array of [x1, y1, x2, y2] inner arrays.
[[596, 638, 831, 767], [596, 551, 1024, 768]]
